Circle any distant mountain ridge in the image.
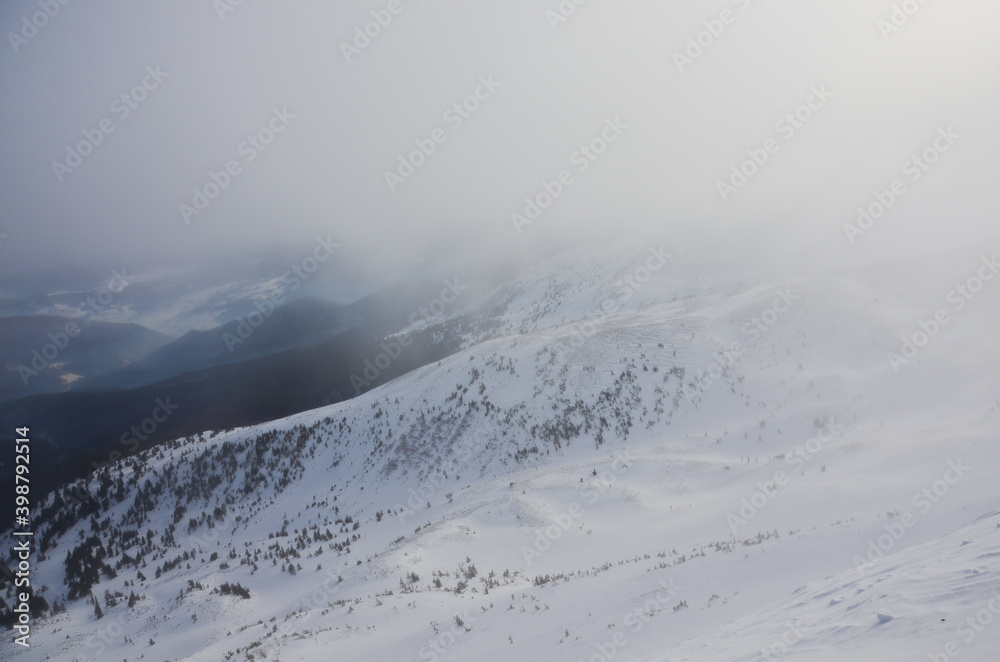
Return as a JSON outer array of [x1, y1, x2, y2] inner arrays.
[[3, 246, 999, 661], [0, 316, 170, 402]]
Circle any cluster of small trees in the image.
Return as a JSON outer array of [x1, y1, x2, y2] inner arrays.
[[214, 582, 251, 599]]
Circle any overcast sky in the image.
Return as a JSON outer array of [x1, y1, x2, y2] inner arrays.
[[1, 0, 998, 296]]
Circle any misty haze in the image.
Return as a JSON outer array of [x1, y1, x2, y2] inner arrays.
[[1, 2, 999, 661]]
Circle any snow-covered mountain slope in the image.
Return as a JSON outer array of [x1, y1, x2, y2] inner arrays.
[[4, 245, 1000, 662]]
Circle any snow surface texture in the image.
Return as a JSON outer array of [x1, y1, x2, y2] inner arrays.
[[3, 245, 1000, 661]]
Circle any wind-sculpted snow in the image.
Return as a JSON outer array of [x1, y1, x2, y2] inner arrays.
[[3, 248, 1000, 661]]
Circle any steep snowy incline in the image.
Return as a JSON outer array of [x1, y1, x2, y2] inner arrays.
[[2, 247, 999, 662]]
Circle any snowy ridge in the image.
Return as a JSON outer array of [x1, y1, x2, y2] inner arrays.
[[3, 246, 1000, 661]]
